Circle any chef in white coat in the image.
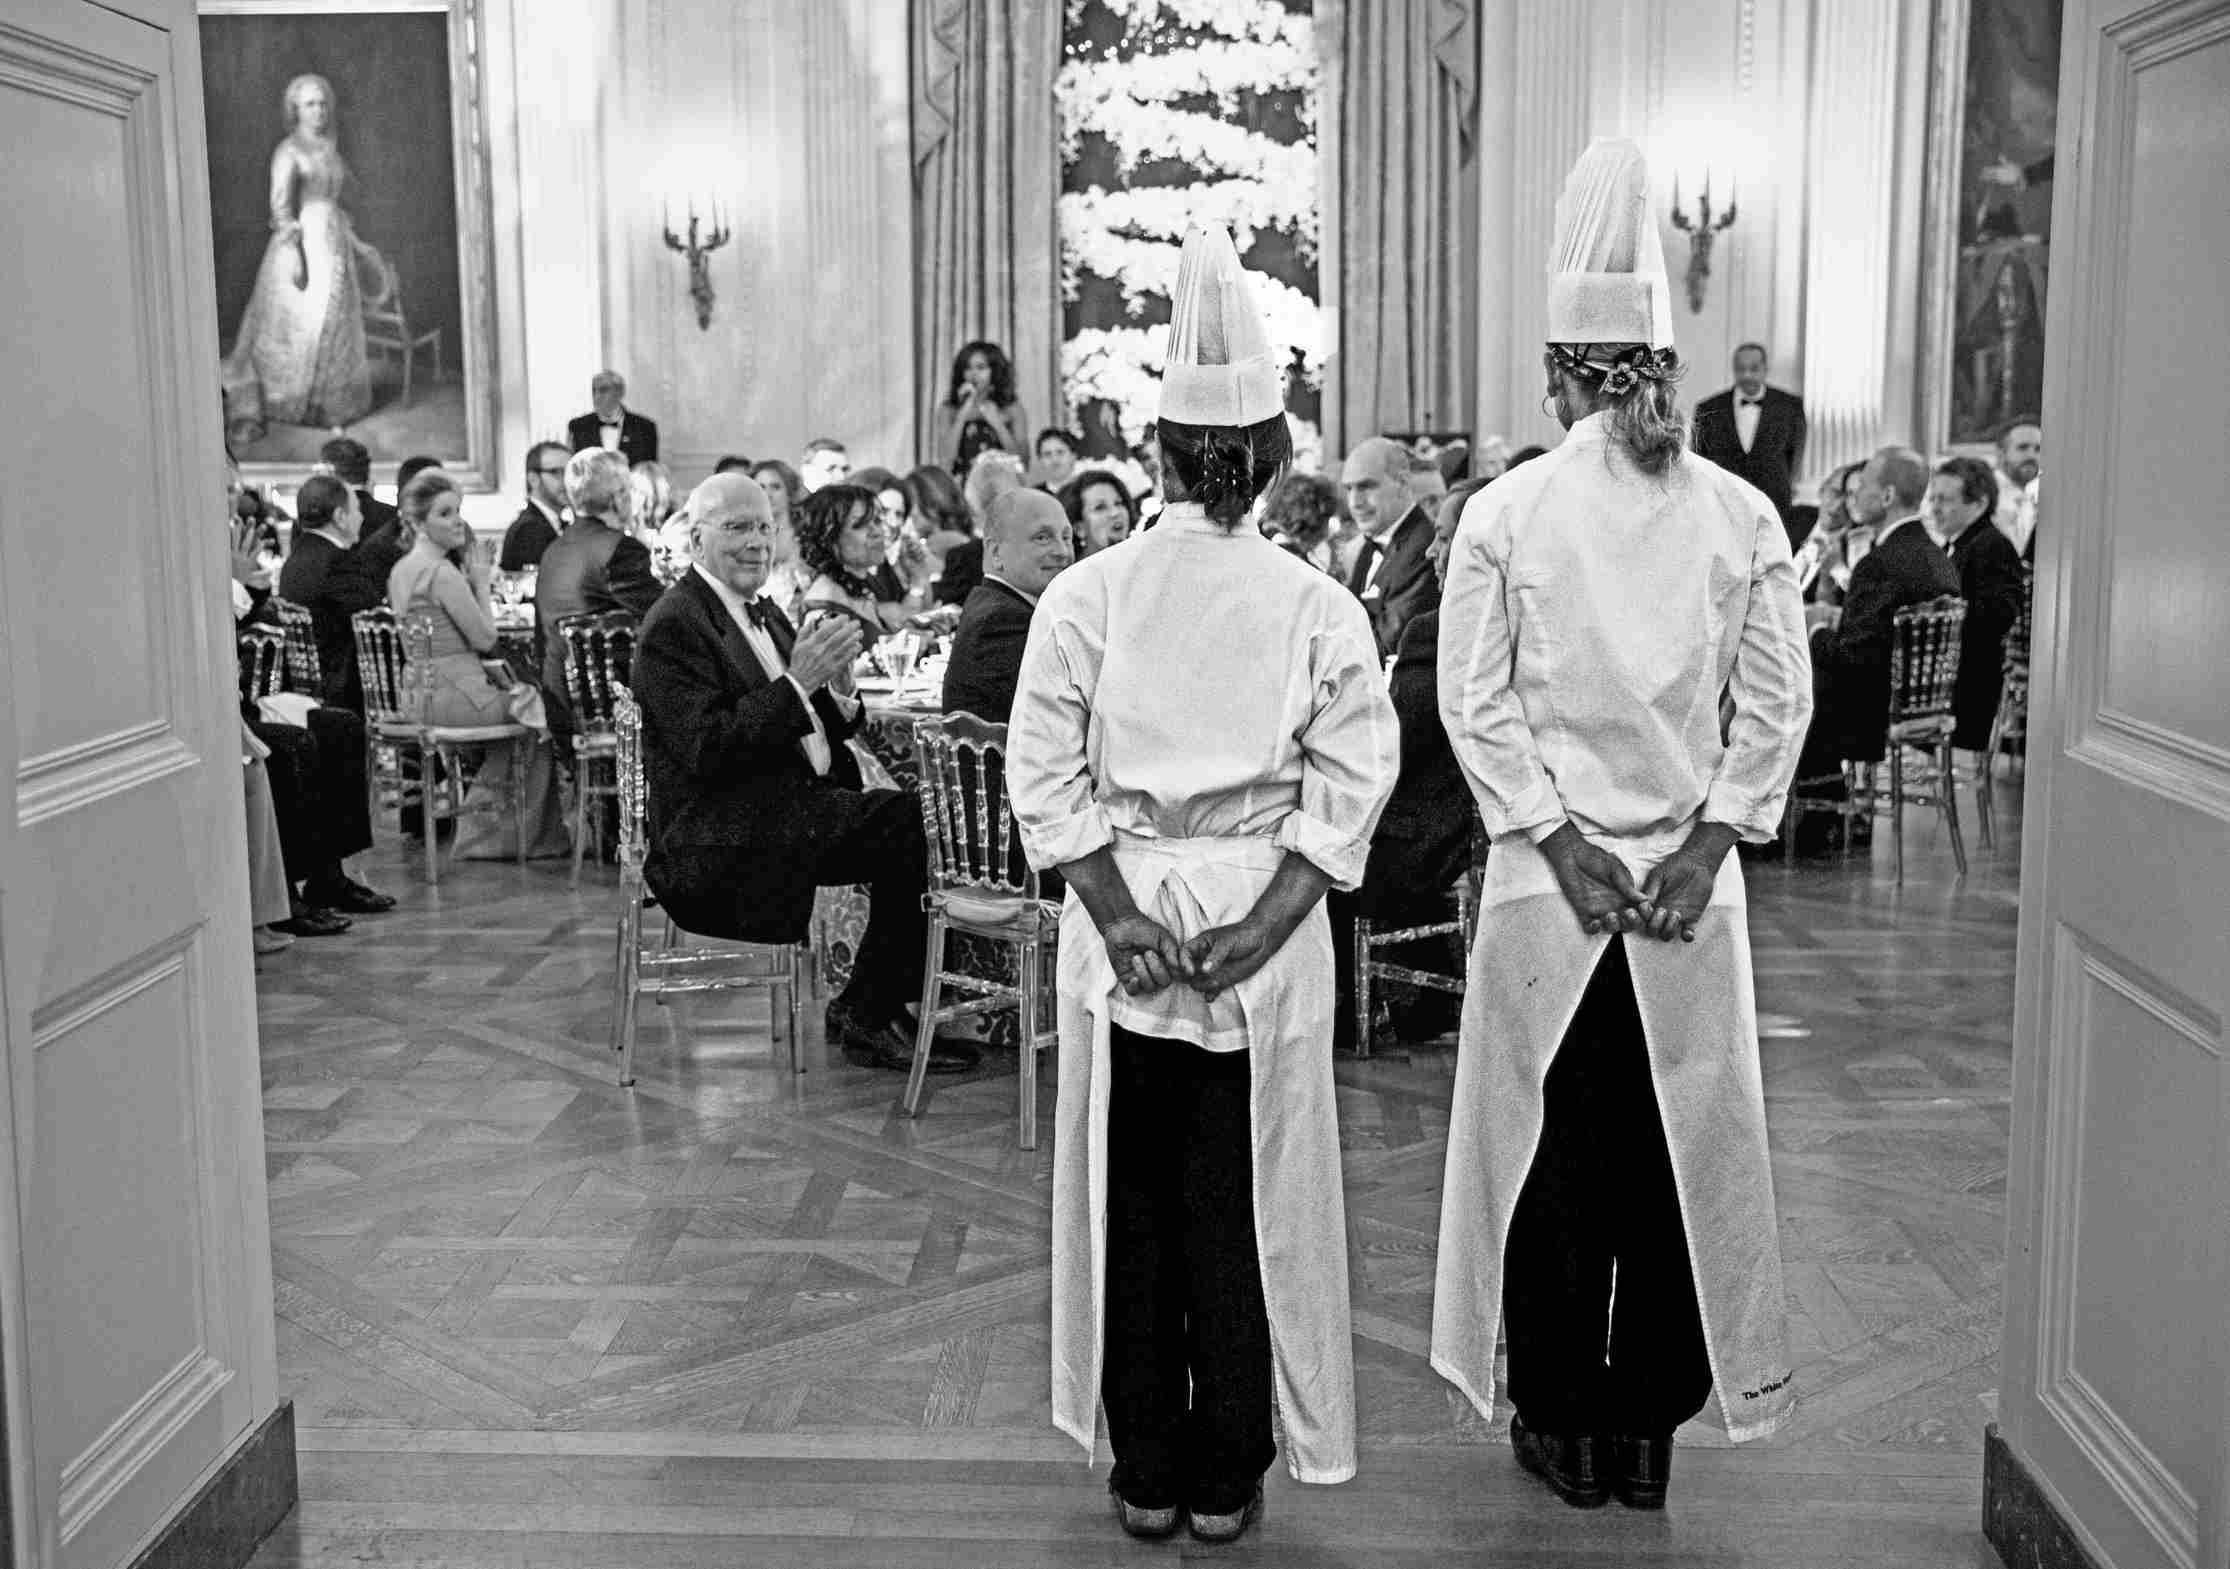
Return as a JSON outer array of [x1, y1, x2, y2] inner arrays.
[[1007, 227, 1398, 1546], [1430, 139, 1813, 1512]]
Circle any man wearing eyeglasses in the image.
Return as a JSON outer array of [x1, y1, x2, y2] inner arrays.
[[499, 441, 574, 571]]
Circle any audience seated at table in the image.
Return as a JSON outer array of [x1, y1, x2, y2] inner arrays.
[[386, 468, 569, 858], [748, 459, 815, 621], [537, 449, 663, 759], [797, 484, 915, 639], [1328, 480, 1482, 1051], [1056, 468, 1138, 558], [499, 441, 573, 570], [1793, 445, 1958, 792], [1341, 435, 1441, 658], [1262, 470, 1342, 571], [906, 463, 981, 606], [630, 474, 977, 1075], [276, 474, 364, 708], [1932, 455, 2026, 762]]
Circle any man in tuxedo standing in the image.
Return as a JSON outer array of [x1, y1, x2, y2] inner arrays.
[[500, 441, 573, 570], [567, 370, 659, 465], [1340, 435, 1439, 658], [630, 474, 977, 1075], [1692, 343, 1808, 537]]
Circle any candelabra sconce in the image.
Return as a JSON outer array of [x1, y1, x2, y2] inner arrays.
[[1669, 172, 1739, 314], [662, 198, 731, 331]]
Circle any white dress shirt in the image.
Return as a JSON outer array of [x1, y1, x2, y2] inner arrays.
[[1438, 412, 1813, 863], [1009, 501, 1399, 1049], [1354, 516, 1403, 598], [1991, 468, 2037, 557], [1734, 390, 1763, 452], [691, 563, 857, 776], [597, 416, 622, 451]]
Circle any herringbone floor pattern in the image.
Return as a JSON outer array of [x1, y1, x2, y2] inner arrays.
[[247, 798, 2017, 1566]]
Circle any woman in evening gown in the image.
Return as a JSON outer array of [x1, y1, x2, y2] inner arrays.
[[222, 73, 373, 444]]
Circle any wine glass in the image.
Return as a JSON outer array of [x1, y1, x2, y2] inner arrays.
[[887, 630, 920, 694]]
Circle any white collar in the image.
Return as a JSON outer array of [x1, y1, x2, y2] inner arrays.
[[692, 561, 767, 626], [529, 494, 564, 527]]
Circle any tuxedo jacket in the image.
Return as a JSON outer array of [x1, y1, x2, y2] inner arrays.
[[1373, 609, 1473, 891], [567, 409, 659, 466], [1825, 517, 1960, 761], [536, 519, 664, 733], [941, 578, 1034, 725], [1946, 518, 2026, 747], [276, 531, 356, 708], [1346, 503, 1439, 657], [631, 570, 867, 942], [1692, 386, 1808, 516], [354, 487, 399, 542], [499, 503, 562, 571], [312, 519, 412, 710]]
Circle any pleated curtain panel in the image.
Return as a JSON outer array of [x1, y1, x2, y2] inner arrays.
[[1317, 0, 1479, 456], [911, 0, 1062, 467]]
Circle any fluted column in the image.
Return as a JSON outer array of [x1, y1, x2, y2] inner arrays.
[[1799, 0, 1902, 480]]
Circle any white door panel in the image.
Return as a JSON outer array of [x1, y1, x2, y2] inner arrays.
[[0, 2, 280, 1567], [2001, 4, 2230, 1569]]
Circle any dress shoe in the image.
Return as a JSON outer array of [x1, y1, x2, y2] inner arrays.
[[303, 877, 395, 914], [1186, 1483, 1264, 1544], [1607, 1434, 1673, 1509], [825, 1002, 978, 1074], [252, 926, 295, 956], [272, 907, 352, 938], [1107, 1480, 1181, 1540], [1511, 1414, 1607, 1508]]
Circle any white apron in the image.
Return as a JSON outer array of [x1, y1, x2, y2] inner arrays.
[[1050, 832, 1358, 1484], [1429, 835, 1795, 1442]]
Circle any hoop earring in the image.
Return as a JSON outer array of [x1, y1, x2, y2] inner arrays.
[[1541, 392, 1559, 420]]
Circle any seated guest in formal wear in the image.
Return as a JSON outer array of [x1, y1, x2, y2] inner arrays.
[[1990, 417, 2042, 561], [630, 474, 978, 1074], [1409, 456, 1449, 510], [1328, 479, 1486, 1051], [1691, 342, 1808, 532], [1057, 468, 1139, 559], [943, 489, 1074, 724], [276, 474, 360, 704], [630, 461, 679, 544], [1792, 461, 1868, 605], [314, 458, 443, 711], [320, 436, 397, 544], [1262, 471, 1342, 571], [387, 469, 568, 857], [1796, 446, 1958, 784], [538, 449, 664, 756], [568, 370, 657, 464], [907, 463, 981, 606], [1930, 456, 2025, 764], [799, 438, 851, 493], [499, 441, 572, 570], [1341, 435, 1440, 657], [797, 485, 913, 638], [855, 468, 939, 605], [750, 459, 814, 622], [1033, 426, 1082, 492]]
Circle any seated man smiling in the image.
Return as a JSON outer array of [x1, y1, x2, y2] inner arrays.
[[629, 474, 977, 1074]]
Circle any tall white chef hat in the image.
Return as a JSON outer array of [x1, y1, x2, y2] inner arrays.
[[1545, 137, 1675, 351], [1158, 226, 1285, 427]]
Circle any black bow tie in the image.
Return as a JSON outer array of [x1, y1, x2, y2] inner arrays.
[[743, 595, 774, 628], [599, 418, 620, 428], [1738, 394, 1763, 406]]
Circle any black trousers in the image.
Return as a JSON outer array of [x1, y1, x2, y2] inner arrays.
[[810, 789, 930, 1026], [246, 709, 373, 889], [1503, 938, 1712, 1438], [1101, 1026, 1275, 1512]]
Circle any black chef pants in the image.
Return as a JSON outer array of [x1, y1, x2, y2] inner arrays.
[[1503, 937, 1713, 1438], [1101, 1025, 1276, 1513]]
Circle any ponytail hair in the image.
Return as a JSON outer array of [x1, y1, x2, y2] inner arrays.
[[1549, 343, 1689, 477], [1157, 413, 1293, 530]]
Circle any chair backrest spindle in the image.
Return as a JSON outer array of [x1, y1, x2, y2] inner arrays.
[[909, 713, 1034, 899], [1889, 596, 1965, 725]]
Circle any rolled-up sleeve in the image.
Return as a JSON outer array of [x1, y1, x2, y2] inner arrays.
[[1006, 589, 1114, 869], [1275, 608, 1400, 890], [1437, 509, 1568, 843], [1706, 508, 1815, 838]]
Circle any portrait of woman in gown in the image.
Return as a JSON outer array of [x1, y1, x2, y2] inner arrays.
[[221, 73, 373, 444]]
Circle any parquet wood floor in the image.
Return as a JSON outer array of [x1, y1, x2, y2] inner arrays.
[[246, 797, 2019, 1567]]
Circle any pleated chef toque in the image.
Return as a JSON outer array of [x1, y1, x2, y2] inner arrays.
[[1546, 137, 1675, 349], [1157, 226, 1286, 427]]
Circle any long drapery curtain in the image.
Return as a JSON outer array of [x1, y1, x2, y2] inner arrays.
[[1318, 0, 1478, 456], [913, 0, 1062, 469]]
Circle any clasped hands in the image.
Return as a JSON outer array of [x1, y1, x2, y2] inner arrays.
[[1101, 912, 1280, 1003], [1539, 822, 1724, 945]]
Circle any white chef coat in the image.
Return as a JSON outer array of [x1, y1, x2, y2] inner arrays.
[[1007, 500, 1400, 1483], [692, 563, 854, 776], [1430, 412, 1811, 1443], [1734, 390, 1763, 452]]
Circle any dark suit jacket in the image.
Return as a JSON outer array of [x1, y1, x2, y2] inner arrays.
[[934, 538, 985, 606], [633, 571, 869, 942], [276, 531, 354, 705], [354, 488, 399, 543], [499, 502, 562, 571], [941, 579, 1034, 725], [1373, 609, 1473, 890], [567, 409, 659, 466], [535, 519, 663, 735], [1824, 517, 1960, 761], [313, 520, 411, 710], [1346, 504, 1438, 657], [1946, 518, 2026, 748], [1692, 386, 1808, 517]]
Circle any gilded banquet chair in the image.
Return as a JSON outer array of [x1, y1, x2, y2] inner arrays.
[[554, 611, 635, 887]]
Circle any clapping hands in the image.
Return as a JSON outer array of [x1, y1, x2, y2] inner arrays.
[[228, 519, 272, 591]]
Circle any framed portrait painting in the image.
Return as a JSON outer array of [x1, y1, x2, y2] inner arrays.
[[200, 0, 497, 489], [1920, 0, 2064, 455]]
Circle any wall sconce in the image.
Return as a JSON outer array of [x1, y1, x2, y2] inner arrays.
[[662, 197, 731, 331], [1669, 171, 1738, 313]]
